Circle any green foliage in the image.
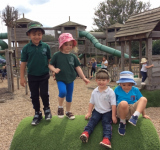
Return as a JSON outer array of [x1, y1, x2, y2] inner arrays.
[[42, 34, 55, 42], [93, 0, 151, 31], [10, 116, 160, 150], [141, 89, 160, 108], [131, 41, 146, 57], [152, 40, 160, 55], [126, 40, 160, 57]]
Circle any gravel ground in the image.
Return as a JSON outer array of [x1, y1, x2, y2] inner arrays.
[[0, 77, 160, 150]]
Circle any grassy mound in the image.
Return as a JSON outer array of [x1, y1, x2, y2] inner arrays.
[[10, 116, 160, 150]]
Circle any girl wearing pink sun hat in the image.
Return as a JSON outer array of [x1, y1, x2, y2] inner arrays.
[[58, 33, 77, 48], [49, 33, 90, 120]]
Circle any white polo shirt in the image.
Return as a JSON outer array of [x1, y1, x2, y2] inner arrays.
[[90, 86, 116, 114]]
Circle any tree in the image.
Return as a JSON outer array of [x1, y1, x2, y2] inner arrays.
[[152, 40, 160, 55], [42, 34, 55, 42], [1, 5, 19, 49], [93, 0, 151, 31]]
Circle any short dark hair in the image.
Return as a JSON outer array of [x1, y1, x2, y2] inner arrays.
[[96, 69, 110, 80], [27, 28, 44, 35]]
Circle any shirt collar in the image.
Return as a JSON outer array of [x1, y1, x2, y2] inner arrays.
[[95, 86, 109, 93], [29, 40, 42, 46]]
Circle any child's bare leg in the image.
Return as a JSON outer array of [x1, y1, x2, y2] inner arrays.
[[58, 97, 64, 106], [66, 102, 71, 112], [58, 97, 65, 118], [118, 101, 129, 136], [136, 97, 147, 113], [119, 101, 129, 119], [66, 102, 75, 119], [128, 97, 147, 126]]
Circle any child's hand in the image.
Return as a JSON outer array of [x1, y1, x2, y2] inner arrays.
[[54, 68, 61, 74], [83, 77, 90, 84], [20, 78, 26, 87], [112, 116, 117, 124], [143, 114, 151, 120], [85, 113, 91, 120], [52, 72, 56, 80], [152, 64, 154, 67]]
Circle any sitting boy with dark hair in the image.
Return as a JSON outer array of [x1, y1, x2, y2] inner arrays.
[[114, 71, 150, 136]]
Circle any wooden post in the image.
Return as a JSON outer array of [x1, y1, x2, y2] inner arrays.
[[10, 50, 14, 92], [129, 41, 132, 71], [114, 28, 118, 64], [139, 40, 142, 78], [17, 68, 19, 89], [5, 49, 14, 92], [146, 38, 152, 85], [145, 40, 148, 58], [106, 29, 108, 46], [14, 24, 19, 68], [121, 41, 125, 71], [7, 27, 11, 49]]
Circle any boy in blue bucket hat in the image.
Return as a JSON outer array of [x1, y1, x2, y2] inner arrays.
[[114, 71, 150, 136]]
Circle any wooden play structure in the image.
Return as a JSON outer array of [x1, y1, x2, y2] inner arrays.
[[115, 7, 160, 90], [1, 7, 160, 90]]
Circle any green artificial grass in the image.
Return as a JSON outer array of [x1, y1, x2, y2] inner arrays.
[[10, 116, 160, 150]]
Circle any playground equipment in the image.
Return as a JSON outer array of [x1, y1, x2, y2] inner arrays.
[[79, 31, 139, 63], [0, 33, 8, 61], [0, 33, 8, 50]]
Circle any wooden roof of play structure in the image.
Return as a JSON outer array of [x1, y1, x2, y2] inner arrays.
[[108, 23, 124, 29], [16, 14, 33, 24], [115, 7, 160, 40], [52, 20, 86, 30]]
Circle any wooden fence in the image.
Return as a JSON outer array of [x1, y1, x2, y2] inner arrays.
[[82, 66, 140, 82], [10, 63, 139, 95]]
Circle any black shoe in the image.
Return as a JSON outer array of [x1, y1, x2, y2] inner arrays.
[[44, 107, 52, 120], [31, 111, 42, 126]]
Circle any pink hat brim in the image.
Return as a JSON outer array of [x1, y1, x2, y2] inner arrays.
[[59, 39, 77, 48]]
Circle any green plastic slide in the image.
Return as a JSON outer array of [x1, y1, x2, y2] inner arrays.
[[79, 31, 139, 63]]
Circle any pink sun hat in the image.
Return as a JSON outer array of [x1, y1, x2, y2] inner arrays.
[[58, 33, 77, 48]]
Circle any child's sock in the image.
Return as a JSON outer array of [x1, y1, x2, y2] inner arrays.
[[133, 111, 140, 117], [58, 106, 63, 108], [66, 111, 68, 114], [120, 118, 126, 124]]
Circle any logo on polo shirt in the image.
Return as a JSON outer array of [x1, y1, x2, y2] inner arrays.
[[69, 56, 74, 65], [131, 95, 135, 101], [104, 96, 110, 101], [42, 48, 47, 54]]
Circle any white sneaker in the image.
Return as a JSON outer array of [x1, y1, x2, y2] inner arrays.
[[141, 82, 146, 85]]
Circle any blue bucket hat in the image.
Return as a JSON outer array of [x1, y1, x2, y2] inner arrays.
[[116, 71, 137, 85]]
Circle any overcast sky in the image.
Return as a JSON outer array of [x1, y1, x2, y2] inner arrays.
[[0, 0, 159, 33]]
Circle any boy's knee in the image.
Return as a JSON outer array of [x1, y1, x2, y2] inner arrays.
[[140, 97, 147, 103], [119, 101, 129, 109]]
